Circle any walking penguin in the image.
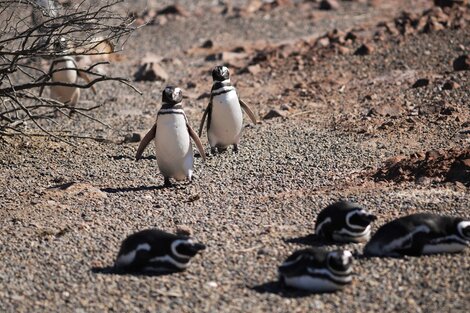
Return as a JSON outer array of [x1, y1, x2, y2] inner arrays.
[[40, 55, 96, 106], [198, 66, 257, 154], [136, 86, 206, 187]]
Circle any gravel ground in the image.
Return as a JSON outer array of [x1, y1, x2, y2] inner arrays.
[[0, 0, 469, 312]]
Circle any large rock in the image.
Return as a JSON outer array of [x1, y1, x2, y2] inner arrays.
[[134, 62, 168, 81]]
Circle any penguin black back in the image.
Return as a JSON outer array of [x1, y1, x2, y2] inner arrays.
[[364, 213, 470, 257], [115, 229, 206, 273], [278, 247, 353, 292], [315, 200, 376, 243]]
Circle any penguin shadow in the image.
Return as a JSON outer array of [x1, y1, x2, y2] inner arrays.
[[283, 234, 348, 247], [100, 185, 166, 193], [110, 155, 156, 161], [91, 266, 177, 277], [250, 281, 335, 298]]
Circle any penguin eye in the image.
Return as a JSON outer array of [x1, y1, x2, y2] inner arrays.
[[328, 252, 351, 272], [175, 242, 205, 257]]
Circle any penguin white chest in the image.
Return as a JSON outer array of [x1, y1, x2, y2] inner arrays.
[[50, 60, 79, 104], [209, 90, 243, 147], [155, 114, 193, 180]]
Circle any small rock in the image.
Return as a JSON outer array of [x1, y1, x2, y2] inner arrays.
[[319, 0, 340, 10], [412, 78, 430, 88], [247, 64, 261, 75], [263, 109, 287, 120], [442, 80, 460, 90], [206, 281, 218, 288], [280, 103, 291, 111], [434, 0, 468, 8], [134, 63, 168, 81], [175, 225, 193, 236], [186, 194, 200, 202], [447, 158, 470, 185], [354, 43, 374, 56], [187, 81, 197, 89], [123, 133, 141, 143], [345, 31, 358, 42], [337, 46, 350, 55], [141, 53, 162, 65], [440, 106, 456, 115], [316, 37, 330, 48], [205, 51, 247, 62], [453, 55, 470, 71], [157, 4, 190, 17], [201, 39, 213, 48]]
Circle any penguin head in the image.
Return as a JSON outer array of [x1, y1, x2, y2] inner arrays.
[[212, 66, 230, 82], [457, 221, 470, 241], [327, 250, 353, 273], [54, 37, 68, 50], [162, 86, 183, 105], [172, 238, 206, 259], [347, 209, 377, 229]]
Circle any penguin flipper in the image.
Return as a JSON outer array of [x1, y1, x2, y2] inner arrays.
[[187, 123, 207, 161], [135, 123, 157, 161], [198, 97, 212, 137], [39, 62, 55, 96], [78, 71, 97, 94], [239, 99, 258, 124]]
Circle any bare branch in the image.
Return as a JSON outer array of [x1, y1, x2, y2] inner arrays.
[[0, 0, 138, 139]]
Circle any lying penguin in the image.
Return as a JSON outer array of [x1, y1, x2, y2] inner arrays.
[[115, 229, 206, 273], [315, 200, 377, 243], [278, 247, 353, 293], [364, 213, 470, 257], [198, 65, 257, 155], [136, 86, 206, 187], [40, 56, 96, 106]]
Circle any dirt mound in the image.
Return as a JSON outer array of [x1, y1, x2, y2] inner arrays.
[[374, 147, 470, 185]]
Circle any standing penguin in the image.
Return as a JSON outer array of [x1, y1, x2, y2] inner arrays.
[[315, 200, 377, 243], [136, 86, 206, 187], [115, 229, 206, 273], [364, 213, 470, 257], [198, 66, 257, 154], [39, 56, 96, 106], [278, 248, 353, 293]]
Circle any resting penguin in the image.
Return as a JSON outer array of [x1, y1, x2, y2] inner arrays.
[[278, 247, 353, 293], [364, 213, 470, 257], [135, 86, 206, 187], [198, 65, 257, 154], [39, 56, 96, 106], [315, 200, 377, 243], [115, 229, 206, 273]]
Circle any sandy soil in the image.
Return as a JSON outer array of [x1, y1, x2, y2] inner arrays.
[[0, 0, 469, 312]]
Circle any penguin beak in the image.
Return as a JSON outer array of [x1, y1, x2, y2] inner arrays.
[[364, 214, 377, 223], [191, 242, 206, 252]]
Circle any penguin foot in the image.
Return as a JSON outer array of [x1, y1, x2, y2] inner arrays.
[[210, 147, 217, 156], [233, 144, 238, 153], [218, 147, 227, 153], [163, 177, 173, 188]]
